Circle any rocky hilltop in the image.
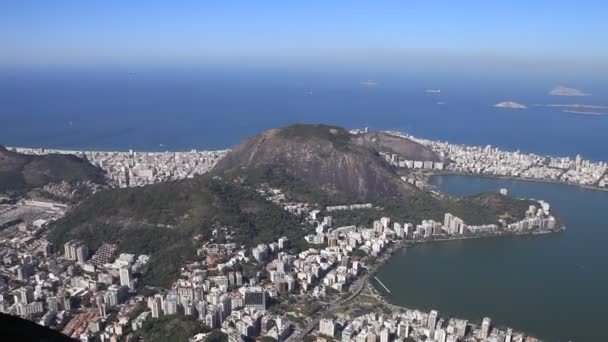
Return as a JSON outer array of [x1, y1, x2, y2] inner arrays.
[[0, 146, 106, 197], [213, 124, 440, 201]]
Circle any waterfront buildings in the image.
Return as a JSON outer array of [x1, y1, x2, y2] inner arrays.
[[383, 131, 608, 189]]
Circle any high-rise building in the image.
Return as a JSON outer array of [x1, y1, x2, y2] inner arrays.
[[456, 320, 468, 338], [505, 328, 513, 342], [319, 318, 335, 337], [148, 296, 162, 318], [104, 288, 119, 307], [75, 244, 89, 264], [444, 213, 453, 230], [63, 296, 72, 311], [252, 244, 269, 262], [64, 240, 89, 263], [228, 272, 236, 287], [42, 241, 53, 257], [195, 301, 206, 320], [164, 298, 178, 315], [17, 263, 35, 281], [394, 223, 404, 238], [119, 266, 133, 290], [98, 302, 107, 318], [342, 326, 355, 341], [435, 328, 447, 342], [373, 220, 384, 234], [397, 322, 410, 338], [428, 310, 439, 335], [15, 287, 34, 304], [480, 317, 492, 339], [205, 305, 221, 328], [220, 294, 232, 320], [380, 328, 390, 342], [244, 286, 266, 311], [278, 236, 289, 250], [46, 296, 59, 312], [404, 223, 413, 239]]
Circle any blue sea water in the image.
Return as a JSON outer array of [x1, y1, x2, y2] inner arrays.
[[1, 66, 607, 160]]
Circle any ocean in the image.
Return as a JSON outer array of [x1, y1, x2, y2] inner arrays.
[[1, 66, 607, 160]]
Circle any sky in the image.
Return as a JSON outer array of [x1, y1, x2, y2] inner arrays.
[[1, 1, 607, 74]]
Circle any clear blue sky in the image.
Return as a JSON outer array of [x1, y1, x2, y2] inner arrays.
[[2, 0, 607, 73]]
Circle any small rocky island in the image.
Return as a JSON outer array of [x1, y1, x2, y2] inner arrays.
[[494, 101, 527, 109], [549, 85, 590, 97]]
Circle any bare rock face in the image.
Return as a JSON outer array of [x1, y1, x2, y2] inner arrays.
[[213, 124, 440, 200]]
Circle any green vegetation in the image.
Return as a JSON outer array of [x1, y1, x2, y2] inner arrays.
[[48, 176, 310, 287], [259, 337, 278, 342], [350, 249, 368, 258], [133, 315, 213, 342], [204, 330, 228, 342], [0, 146, 105, 195], [301, 300, 323, 316], [239, 165, 353, 205], [332, 191, 534, 227]]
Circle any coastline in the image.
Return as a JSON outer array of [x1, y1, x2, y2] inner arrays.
[[362, 225, 565, 341], [426, 170, 608, 193], [9, 144, 608, 194]]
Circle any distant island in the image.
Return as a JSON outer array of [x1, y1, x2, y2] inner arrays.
[[494, 101, 527, 109], [541, 104, 608, 116], [549, 85, 590, 97], [360, 80, 378, 86], [562, 110, 607, 116]]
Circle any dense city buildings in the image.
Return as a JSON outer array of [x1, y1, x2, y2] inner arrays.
[[381, 131, 608, 190], [0, 185, 558, 341], [0, 134, 577, 341], [11, 147, 229, 188]]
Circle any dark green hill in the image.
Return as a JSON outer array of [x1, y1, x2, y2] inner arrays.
[[48, 176, 307, 286], [0, 146, 106, 195]]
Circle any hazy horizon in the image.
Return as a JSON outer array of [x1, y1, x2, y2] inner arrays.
[[2, 1, 608, 76]]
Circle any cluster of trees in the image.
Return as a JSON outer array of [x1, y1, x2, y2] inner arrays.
[[0, 147, 105, 195], [331, 191, 533, 228], [133, 315, 225, 342], [48, 175, 312, 287]]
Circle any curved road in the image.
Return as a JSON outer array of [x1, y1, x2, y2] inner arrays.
[[286, 274, 369, 341]]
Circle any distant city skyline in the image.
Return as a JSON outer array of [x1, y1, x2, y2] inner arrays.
[[2, 1, 607, 75]]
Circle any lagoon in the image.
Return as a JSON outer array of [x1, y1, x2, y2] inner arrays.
[[375, 175, 608, 341]]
